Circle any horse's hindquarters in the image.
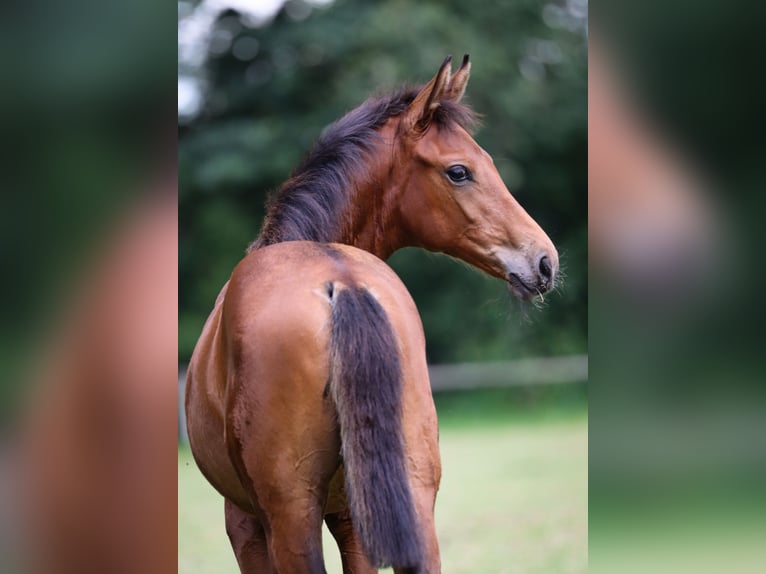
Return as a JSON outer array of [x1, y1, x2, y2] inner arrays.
[[186, 255, 343, 511], [186, 241, 442, 571], [185, 281, 254, 509]]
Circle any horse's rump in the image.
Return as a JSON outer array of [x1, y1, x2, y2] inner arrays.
[[188, 242, 437, 568]]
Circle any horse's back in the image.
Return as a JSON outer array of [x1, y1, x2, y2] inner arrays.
[[224, 241, 425, 369]]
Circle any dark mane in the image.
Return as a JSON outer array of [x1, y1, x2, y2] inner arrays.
[[248, 86, 477, 252]]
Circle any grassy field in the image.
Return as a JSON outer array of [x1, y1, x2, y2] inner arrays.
[[179, 394, 587, 574]]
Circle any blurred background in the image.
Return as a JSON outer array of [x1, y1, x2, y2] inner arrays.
[[178, 0, 588, 365], [0, 2, 177, 573], [1, 0, 763, 571], [589, 1, 766, 572], [178, 0, 587, 573]]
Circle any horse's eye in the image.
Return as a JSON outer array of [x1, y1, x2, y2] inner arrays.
[[446, 165, 472, 183]]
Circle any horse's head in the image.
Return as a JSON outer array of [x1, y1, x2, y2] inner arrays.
[[390, 56, 559, 300]]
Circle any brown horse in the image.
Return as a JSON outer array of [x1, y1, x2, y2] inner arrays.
[[186, 56, 558, 574]]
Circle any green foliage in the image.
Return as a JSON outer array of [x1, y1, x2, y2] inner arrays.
[[179, 0, 587, 363]]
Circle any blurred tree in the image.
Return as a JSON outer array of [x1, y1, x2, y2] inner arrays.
[[179, 0, 587, 363]]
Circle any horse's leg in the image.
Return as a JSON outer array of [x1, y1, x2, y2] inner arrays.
[[227, 480, 327, 574], [225, 498, 273, 574], [260, 495, 327, 574], [231, 410, 336, 574], [325, 509, 376, 574], [230, 380, 338, 574]]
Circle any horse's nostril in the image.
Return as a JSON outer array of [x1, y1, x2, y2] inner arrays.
[[539, 255, 552, 282]]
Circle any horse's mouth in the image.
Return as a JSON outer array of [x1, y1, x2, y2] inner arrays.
[[506, 273, 538, 301]]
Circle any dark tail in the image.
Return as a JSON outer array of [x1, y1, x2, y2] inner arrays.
[[328, 284, 422, 569]]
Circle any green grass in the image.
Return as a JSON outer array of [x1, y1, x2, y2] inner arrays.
[[179, 399, 587, 574]]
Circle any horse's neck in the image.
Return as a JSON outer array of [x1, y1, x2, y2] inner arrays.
[[254, 124, 406, 258], [345, 120, 411, 259], [340, 190, 400, 260], [341, 166, 407, 260]]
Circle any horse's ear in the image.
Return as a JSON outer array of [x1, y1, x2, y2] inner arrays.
[[403, 55, 453, 133], [444, 54, 471, 103]]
